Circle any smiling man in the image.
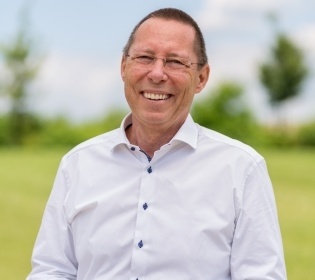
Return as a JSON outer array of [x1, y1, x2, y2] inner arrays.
[[121, 15, 209, 158], [27, 8, 287, 280]]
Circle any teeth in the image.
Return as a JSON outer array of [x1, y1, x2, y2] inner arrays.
[[143, 92, 169, 100]]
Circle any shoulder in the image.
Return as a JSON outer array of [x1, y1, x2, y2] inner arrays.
[[196, 124, 264, 164], [62, 128, 120, 161]]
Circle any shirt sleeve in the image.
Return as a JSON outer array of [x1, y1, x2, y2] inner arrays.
[[231, 159, 287, 280], [27, 159, 78, 280]]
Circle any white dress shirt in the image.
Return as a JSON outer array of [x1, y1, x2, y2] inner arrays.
[[27, 114, 287, 280]]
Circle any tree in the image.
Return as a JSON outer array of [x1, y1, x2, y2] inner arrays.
[[191, 82, 257, 143], [259, 33, 308, 121], [0, 8, 41, 145]]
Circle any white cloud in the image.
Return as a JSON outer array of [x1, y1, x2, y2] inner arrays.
[[30, 52, 125, 122], [198, 0, 298, 30], [293, 24, 315, 53]]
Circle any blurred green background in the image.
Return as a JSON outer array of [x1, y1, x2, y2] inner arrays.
[[1, 147, 314, 279]]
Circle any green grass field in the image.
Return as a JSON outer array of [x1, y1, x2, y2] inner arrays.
[[0, 147, 314, 279]]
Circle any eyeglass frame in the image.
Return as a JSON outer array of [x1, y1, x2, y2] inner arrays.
[[125, 53, 202, 71]]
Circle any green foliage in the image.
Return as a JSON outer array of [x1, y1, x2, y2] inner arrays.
[[0, 114, 43, 146], [27, 117, 82, 147], [0, 109, 127, 147], [255, 119, 315, 148], [259, 34, 308, 106], [0, 105, 128, 148], [0, 10, 42, 145], [297, 121, 315, 146], [259, 126, 298, 148], [23, 109, 127, 147], [0, 115, 10, 144], [191, 81, 258, 144]]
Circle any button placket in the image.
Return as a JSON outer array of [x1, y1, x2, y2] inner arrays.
[[129, 171, 155, 280], [129, 148, 156, 280]]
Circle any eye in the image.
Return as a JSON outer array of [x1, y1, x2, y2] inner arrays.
[[166, 59, 184, 65], [165, 58, 187, 69], [134, 55, 154, 64]]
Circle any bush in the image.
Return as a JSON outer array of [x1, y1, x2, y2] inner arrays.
[[297, 121, 315, 146], [192, 82, 259, 145], [23, 109, 127, 147], [0, 116, 10, 145]]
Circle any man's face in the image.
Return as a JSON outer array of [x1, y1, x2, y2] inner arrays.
[[121, 18, 209, 129]]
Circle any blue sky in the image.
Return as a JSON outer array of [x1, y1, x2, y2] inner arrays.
[[1, 0, 314, 123]]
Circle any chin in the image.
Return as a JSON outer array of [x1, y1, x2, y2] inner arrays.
[[140, 112, 170, 125]]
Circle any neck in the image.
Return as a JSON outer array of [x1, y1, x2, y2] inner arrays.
[[125, 118, 184, 158]]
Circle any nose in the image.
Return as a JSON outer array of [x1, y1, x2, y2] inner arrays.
[[147, 58, 168, 83]]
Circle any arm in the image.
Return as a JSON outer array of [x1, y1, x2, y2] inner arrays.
[[231, 159, 287, 280], [27, 160, 78, 280]]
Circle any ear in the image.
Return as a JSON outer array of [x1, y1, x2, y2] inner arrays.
[[195, 64, 210, 94], [121, 55, 127, 81]]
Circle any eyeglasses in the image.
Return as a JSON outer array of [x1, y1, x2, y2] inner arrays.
[[125, 54, 201, 71]]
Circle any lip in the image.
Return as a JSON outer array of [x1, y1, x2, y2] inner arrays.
[[141, 90, 171, 101]]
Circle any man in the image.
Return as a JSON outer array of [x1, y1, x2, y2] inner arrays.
[[27, 8, 287, 280]]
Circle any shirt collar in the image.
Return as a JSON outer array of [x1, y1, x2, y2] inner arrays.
[[170, 114, 198, 149], [112, 113, 198, 150]]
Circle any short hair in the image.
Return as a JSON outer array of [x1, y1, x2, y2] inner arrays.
[[122, 8, 208, 67]]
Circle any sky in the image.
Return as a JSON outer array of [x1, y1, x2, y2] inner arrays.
[[0, 0, 314, 124]]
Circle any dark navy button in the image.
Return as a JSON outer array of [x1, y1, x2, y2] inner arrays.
[[131, 147, 136, 151], [147, 166, 152, 173], [143, 203, 148, 210], [138, 240, 143, 248]]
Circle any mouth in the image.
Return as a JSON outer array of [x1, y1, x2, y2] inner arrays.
[[143, 92, 170, 100]]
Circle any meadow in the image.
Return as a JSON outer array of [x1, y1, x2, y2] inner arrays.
[[0, 147, 314, 279]]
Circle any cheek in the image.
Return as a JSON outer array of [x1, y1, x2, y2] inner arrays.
[[124, 82, 135, 101], [121, 71, 126, 82], [180, 75, 196, 98], [124, 67, 148, 87], [178, 78, 198, 107]]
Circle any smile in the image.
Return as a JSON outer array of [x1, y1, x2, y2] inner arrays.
[[143, 92, 170, 100]]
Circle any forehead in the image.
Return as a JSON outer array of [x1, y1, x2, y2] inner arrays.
[[132, 18, 196, 55]]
